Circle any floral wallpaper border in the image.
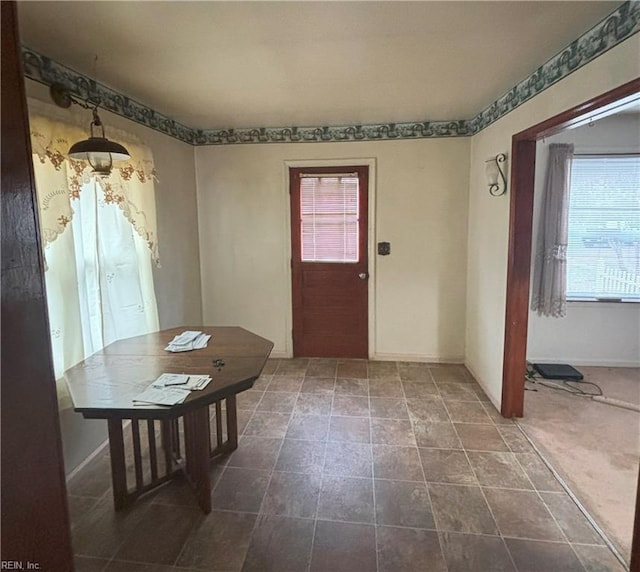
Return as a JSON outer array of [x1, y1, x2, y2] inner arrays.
[[21, 1, 639, 146]]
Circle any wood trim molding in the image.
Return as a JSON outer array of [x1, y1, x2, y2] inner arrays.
[[1, 1, 74, 568]]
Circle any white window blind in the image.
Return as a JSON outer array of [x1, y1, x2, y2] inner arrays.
[[300, 175, 359, 262], [567, 156, 640, 300]]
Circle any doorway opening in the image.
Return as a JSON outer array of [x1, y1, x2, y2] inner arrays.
[[500, 77, 640, 568]]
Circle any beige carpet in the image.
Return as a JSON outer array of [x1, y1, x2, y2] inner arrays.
[[519, 366, 639, 564]]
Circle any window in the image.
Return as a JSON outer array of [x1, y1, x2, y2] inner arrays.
[[566, 155, 640, 300], [299, 174, 360, 262]]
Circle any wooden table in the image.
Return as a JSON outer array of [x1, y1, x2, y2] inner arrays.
[[63, 326, 273, 513]]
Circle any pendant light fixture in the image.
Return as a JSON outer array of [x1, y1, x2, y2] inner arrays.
[[50, 83, 130, 177]]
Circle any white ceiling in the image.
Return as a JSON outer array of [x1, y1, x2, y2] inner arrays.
[[17, 1, 621, 129]]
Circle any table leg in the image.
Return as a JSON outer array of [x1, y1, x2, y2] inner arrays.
[[183, 407, 212, 514], [226, 395, 238, 451], [107, 419, 128, 510]]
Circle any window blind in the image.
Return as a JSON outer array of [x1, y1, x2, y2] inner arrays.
[[300, 175, 359, 262], [566, 156, 640, 300]]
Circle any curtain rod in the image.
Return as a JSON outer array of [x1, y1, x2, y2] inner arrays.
[[574, 153, 640, 157], [299, 172, 358, 178]]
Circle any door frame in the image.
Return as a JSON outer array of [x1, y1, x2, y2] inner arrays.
[[500, 77, 640, 418], [283, 158, 377, 359], [499, 76, 640, 572]]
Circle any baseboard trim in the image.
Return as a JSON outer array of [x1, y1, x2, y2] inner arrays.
[[527, 357, 640, 368], [269, 350, 292, 359], [371, 353, 464, 363]]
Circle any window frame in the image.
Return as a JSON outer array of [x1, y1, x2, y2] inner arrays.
[[565, 153, 640, 304]]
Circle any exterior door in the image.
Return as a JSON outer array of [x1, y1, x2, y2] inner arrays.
[[290, 166, 369, 358]]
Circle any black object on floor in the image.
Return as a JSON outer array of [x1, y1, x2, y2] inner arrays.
[[533, 363, 584, 381]]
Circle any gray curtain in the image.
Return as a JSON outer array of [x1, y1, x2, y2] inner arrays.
[[531, 143, 574, 317]]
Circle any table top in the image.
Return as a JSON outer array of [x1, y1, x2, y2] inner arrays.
[[63, 326, 274, 419]]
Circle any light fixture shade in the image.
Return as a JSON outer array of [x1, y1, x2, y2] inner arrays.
[[69, 136, 130, 176], [68, 136, 130, 162]]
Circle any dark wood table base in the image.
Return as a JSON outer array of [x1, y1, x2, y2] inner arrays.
[[107, 395, 238, 514]]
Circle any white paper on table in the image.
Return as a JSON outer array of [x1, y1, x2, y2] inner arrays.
[[133, 386, 190, 406], [164, 331, 211, 352], [152, 373, 212, 391]]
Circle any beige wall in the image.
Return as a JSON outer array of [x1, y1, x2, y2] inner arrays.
[[195, 138, 470, 361], [465, 36, 640, 407], [26, 80, 202, 473]]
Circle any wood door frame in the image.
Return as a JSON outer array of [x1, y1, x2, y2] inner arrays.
[[283, 158, 377, 359], [1, 1, 74, 568], [499, 77, 640, 571]]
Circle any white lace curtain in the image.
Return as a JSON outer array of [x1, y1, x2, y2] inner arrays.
[[531, 143, 575, 317], [29, 110, 160, 380]]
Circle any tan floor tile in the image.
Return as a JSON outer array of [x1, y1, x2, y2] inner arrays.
[[227, 436, 283, 470], [310, 520, 376, 572], [446, 401, 493, 424], [323, 441, 372, 477], [440, 532, 516, 572], [242, 515, 315, 572], [243, 412, 291, 439], [300, 377, 336, 394], [276, 359, 309, 375], [336, 359, 368, 379], [430, 365, 473, 383], [317, 476, 374, 523], [573, 544, 627, 572], [428, 483, 499, 535], [256, 391, 297, 413], [286, 414, 330, 441], [306, 358, 338, 378], [467, 451, 534, 489], [505, 538, 584, 572], [515, 453, 563, 492], [406, 397, 449, 422], [373, 445, 424, 481], [295, 392, 333, 415], [377, 526, 446, 572], [261, 471, 321, 518], [334, 377, 368, 396], [368, 361, 400, 380], [436, 382, 481, 401], [398, 362, 432, 381], [328, 416, 371, 443], [266, 376, 304, 392], [332, 395, 370, 417], [371, 418, 416, 446], [275, 439, 326, 474], [455, 423, 509, 451], [483, 488, 565, 541], [402, 380, 439, 398], [374, 479, 435, 528], [541, 492, 604, 545], [114, 504, 202, 565], [419, 448, 476, 484], [413, 420, 463, 449], [211, 467, 270, 513], [370, 397, 409, 419], [176, 510, 257, 570], [368, 379, 403, 398]]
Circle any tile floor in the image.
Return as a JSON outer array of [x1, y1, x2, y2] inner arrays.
[[69, 359, 626, 572]]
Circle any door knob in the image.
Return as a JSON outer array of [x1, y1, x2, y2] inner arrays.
[[358, 273, 368, 280]]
